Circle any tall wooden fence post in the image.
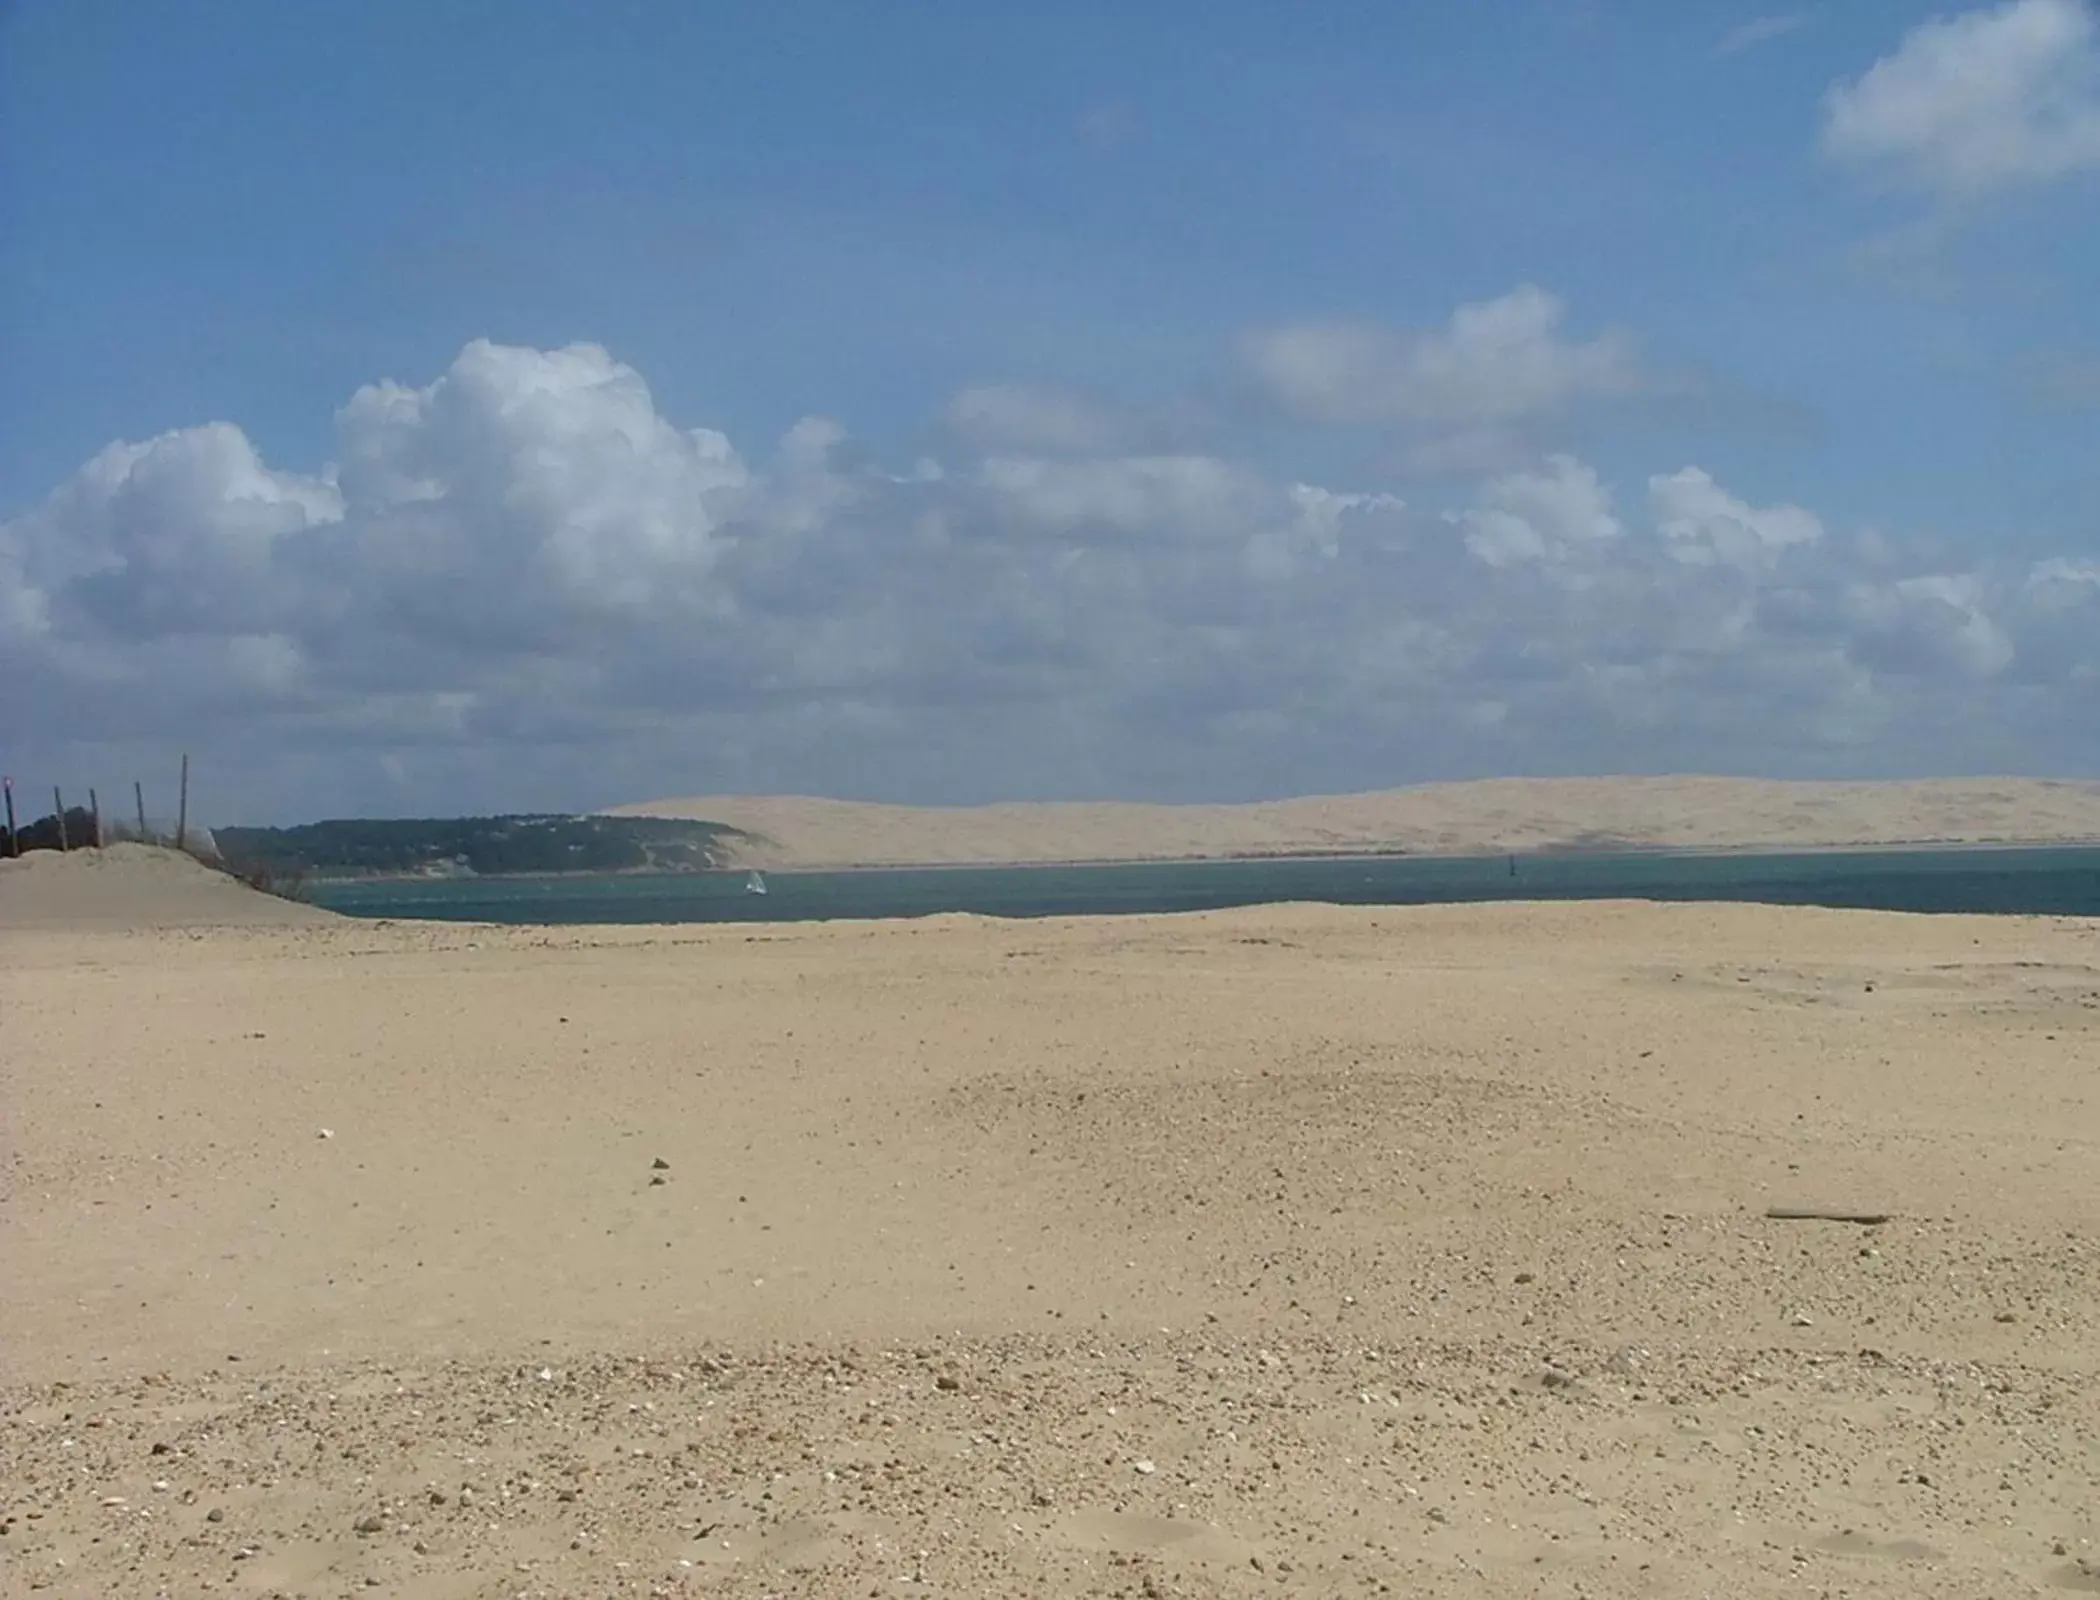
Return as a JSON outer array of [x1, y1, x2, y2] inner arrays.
[[136, 781, 149, 843], [54, 787, 69, 851], [89, 787, 104, 848], [176, 754, 190, 853], [2, 776, 14, 856]]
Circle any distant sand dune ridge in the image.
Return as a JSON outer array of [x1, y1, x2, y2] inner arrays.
[[606, 775, 2100, 869]]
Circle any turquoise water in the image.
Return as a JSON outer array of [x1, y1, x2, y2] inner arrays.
[[307, 846, 2100, 924]]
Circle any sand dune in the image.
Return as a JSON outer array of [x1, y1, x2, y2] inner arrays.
[[0, 842, 338, 931], [4, 898, 2097, 1596], [608, 774, 2100, 868]]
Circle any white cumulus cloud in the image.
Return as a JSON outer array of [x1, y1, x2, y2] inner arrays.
[[1649, 466, 1822, 569], [1458, 455, 1622, 568], [1823, 0, 2100, 197], [333, 339, 748, 617]]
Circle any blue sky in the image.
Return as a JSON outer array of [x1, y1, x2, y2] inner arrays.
[[3, 0, 2098, 820]]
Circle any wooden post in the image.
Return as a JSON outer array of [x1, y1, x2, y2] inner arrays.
[[135, 781, 149, 843], [54, 786, 69, 851], [176, 754, 189, 853], [2, 776, 14, 856], [89, 787, 104, 848]]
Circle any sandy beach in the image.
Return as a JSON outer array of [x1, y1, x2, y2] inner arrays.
[[607, 776, 2100, 869], [3, 849, 2098, 1597]]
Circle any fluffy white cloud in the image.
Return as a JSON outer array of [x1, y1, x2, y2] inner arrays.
[[333, 339, 748, 616], [6, 423, 341, 638], [1823, 0, 2100, 197], [1239, 286, 1643, 429], [4, 337, 2096, 816], [1649, 466, 1821, 569], [2028, 554, 2100, 595], [1457, 455, 1622, 568]]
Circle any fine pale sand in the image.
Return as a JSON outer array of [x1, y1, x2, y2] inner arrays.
[[0, 843, 338, 932], [3, 857, 2098, 1596], [606, 775, 2100, 868]]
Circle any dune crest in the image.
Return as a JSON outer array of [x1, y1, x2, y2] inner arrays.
[[606, 774, 2100, 869], [0, 841, 338, 931]]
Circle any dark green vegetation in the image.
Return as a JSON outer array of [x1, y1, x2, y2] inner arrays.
[[1, 805, 103, 856], [216, 814, 750, 880]]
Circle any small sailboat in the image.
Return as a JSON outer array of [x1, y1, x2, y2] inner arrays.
[[744, 869, 769, 896]]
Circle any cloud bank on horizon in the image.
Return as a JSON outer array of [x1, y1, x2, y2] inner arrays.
[[2, 0, 2096, 820]]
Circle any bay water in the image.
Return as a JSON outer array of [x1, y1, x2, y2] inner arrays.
[[308, 845, 2100, 924]]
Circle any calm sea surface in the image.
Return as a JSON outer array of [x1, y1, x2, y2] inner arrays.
[[308, 847, 2100, 924]]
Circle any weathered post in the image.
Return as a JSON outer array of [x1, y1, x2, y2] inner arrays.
[[89, 787, 104, 848], [136, 781, 149, 843], [2, 775, 14, 856], [54, 786, 69, 851], [176, 754, 190, 853]]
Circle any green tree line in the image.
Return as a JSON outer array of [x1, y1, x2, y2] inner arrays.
[[214, 814, 749, 879]]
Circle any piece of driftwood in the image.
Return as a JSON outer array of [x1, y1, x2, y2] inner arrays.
[[1764, 1205, 1890, 1225]]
